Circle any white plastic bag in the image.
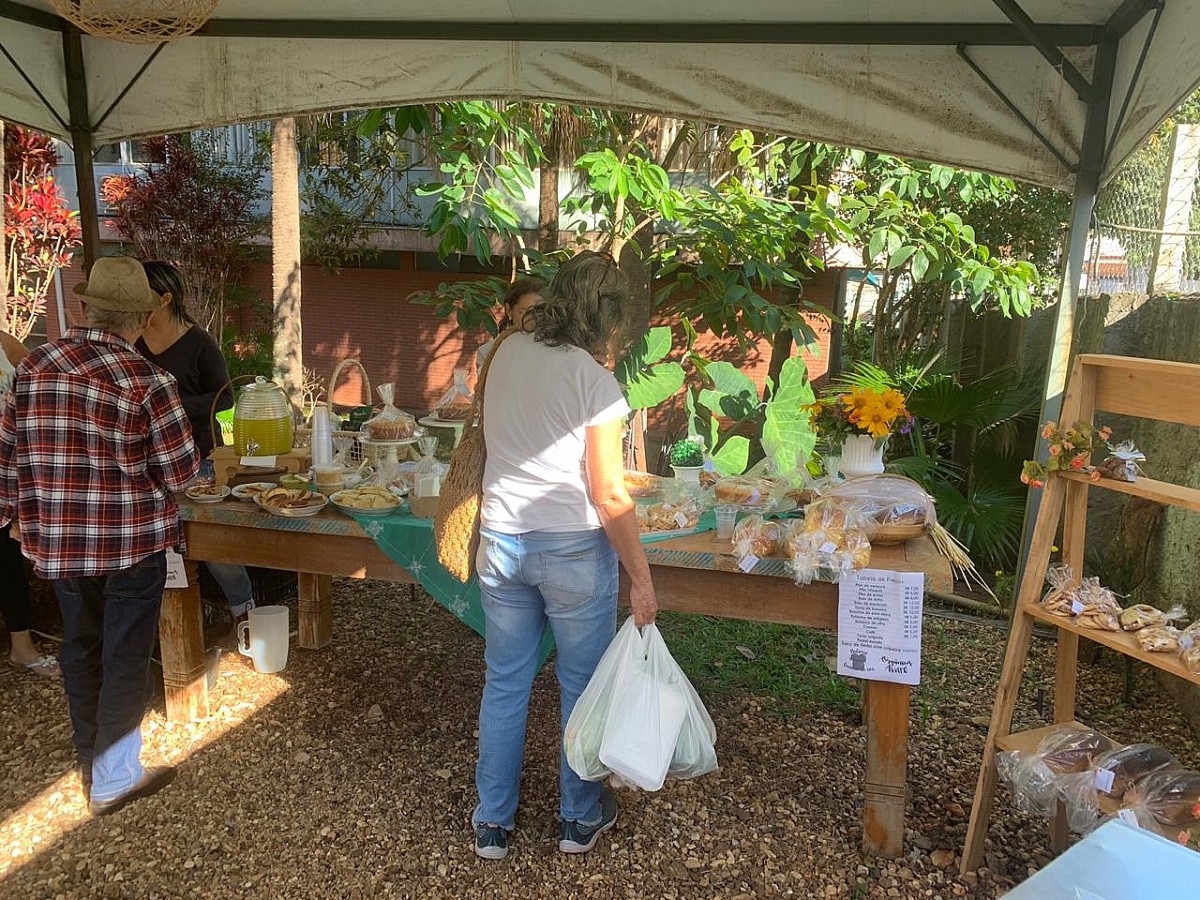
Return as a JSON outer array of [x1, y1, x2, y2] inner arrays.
[[564, 618, 717, 791]]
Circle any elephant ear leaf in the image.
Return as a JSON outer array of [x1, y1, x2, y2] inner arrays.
[[761, 357, 816, 475], [615, 326, 684, 410]]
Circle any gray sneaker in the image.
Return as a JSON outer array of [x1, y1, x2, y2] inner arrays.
[[559, 787, 618, 854], [474, 823, 509, 860]]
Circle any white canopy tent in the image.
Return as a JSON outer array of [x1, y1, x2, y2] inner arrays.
[[0, 1, 1194, 462]]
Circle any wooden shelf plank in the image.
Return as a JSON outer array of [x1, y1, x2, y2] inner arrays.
[[1057, 472, 1200, 512], [995, 721, 1088, 755], [1080, 354, 1200, 427], [1024, 603, 1200, 686]]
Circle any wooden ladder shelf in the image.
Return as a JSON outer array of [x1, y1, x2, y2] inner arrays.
[[960, 354, 1200, 874]]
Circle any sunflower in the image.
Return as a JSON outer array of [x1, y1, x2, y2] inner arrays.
[[880, 388, 906, 418], [841, 386, 873, 413], [857, 403, 892, 440]]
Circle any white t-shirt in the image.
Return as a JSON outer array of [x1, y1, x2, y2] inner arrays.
[[481, 332, 630, 533]]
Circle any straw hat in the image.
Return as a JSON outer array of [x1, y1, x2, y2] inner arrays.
[[74, 257, 162, 312]]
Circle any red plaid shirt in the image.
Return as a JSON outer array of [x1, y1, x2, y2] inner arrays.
[[0, 328, 199, 578]]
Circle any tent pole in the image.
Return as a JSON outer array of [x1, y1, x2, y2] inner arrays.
[[1014, 38, 1117, 588], [62, 26, 100, 272]]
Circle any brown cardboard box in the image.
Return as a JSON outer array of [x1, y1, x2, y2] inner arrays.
[[209, 446, 312, 487]]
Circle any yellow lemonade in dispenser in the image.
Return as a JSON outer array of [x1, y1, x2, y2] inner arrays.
[[232, 378, 294, 456]]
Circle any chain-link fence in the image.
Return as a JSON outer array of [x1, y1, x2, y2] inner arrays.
[[1086, 124, 1200, 294]]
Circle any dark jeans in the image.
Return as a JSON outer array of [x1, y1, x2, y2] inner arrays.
[[53, 551, 166, 802], [0, 524, 31, 633]]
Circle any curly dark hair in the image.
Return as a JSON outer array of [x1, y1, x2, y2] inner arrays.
[[526, 251, 627, 357]]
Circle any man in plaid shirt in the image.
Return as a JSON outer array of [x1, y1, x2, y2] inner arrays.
[[0, 257, 198, 815]]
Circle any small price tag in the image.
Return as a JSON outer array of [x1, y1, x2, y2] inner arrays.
[[1071, 599, 1085, 615], [819, 542, 838, 554], [674, 511, 689, 529], [1094, 767, 1116, 793], [738, 554, 760, 573], [165, 550, 188, 589], [241, 455, 277, 468], [1116, 808, 1139, 826]]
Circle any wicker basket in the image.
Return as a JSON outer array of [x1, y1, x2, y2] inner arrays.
[[295, 359, 373, 466]]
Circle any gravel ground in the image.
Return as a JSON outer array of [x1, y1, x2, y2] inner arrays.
[[2, 582, 1198, 899]]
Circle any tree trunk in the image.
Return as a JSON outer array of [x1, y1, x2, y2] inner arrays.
[[271, 117, 304, 407], [537, 157, 559, 254]]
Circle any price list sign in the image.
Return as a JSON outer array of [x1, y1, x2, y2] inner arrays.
[[836, 568, 925, 685]]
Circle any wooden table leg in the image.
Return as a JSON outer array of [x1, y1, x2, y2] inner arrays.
[[298, 573, 333, 649], [863, 680, 909, 858], [159, 560, 209, 722]]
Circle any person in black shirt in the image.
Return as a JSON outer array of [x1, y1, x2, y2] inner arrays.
[[137, 261, 255, 622]]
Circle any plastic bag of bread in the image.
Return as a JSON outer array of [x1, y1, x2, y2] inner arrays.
[[1040, 566, 1080, 617], [1057, 743, 1178, 834], [820, 474, 936, 534], [636, 497, 701, 534], [995, 726, 1116, 817], [785, 499, 873, 585], [432, 368, 474, 421], [1120, 604, 1187, 632], [712, 476, 780, 510], [1072, 577, 1122, 631], [1121, 770, 1200, 837], [1136, 625, 1183, 653], [623, 470, 663, 499], [364, 383, 417, 441], [731, 514, 781, 560], [1182, 636, 1200, 675]]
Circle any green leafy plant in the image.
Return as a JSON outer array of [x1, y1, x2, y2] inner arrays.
[[614, 325, 686, 410], [668, 437, 705, 468]]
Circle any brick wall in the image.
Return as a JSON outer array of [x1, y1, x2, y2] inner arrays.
[[50, 253, 835, 422]]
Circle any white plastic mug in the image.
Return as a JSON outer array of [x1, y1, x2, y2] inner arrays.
[[237, 606, 290, 674]]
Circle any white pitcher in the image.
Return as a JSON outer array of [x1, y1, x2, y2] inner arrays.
[[237, 606, 290, 674]]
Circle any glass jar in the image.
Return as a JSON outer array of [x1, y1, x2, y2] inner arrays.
[[232, 377, 294, 456]]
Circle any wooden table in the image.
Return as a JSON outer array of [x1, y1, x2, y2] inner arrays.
[[165, 499, 951, 858]]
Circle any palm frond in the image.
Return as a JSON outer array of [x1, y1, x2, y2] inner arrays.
[[929, 481, 1027, 571]]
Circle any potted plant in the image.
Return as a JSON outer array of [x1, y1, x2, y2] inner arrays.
[[804, 385, 914, 478], [668, 436, 706, 482]]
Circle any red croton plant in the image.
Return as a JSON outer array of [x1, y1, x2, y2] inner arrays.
[[4, 126, 81, 340]]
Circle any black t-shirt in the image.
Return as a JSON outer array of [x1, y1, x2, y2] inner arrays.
[[136, 326, 232, 459]]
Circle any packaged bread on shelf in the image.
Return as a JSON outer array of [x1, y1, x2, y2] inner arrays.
[[1121, 770, 1200, 837], [1057, 742, 1179, 834], [1040, 566, 1081, 617], [995, 726, 1116, 817], [1136, 625, 1184, 653], [1072, 577, 1122, 631], [731, 514, 781, 560], [1180, 626, 1200, 674], [1120, 604, 1187, 632]]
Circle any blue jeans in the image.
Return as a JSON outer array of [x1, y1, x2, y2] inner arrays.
[[473, 527, 618, 831], [206, 562, 255, 617], [196, 462, 254, 616], [53, 551, 166, 803]]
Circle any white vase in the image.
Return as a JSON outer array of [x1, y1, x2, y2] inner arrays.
[[839, 434, 886, 478], [671, 465, 704, 483]]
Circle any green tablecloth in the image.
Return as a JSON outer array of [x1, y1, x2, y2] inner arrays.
[[343, 506, 718, 660], [344, 506, 556, 663]]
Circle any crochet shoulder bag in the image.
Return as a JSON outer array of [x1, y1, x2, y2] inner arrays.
[[434, 327, 518, 582]]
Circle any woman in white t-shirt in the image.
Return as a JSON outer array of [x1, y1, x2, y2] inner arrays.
[[472, 251, 657, 862]]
